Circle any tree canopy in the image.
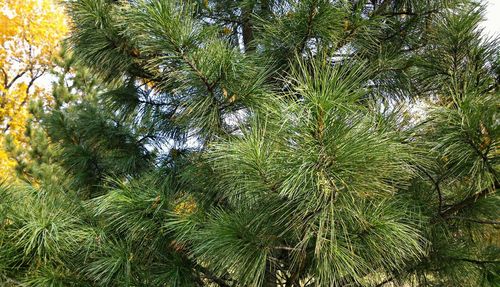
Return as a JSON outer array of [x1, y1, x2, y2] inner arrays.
[[0, 0, 498, 286], [0, 0, 68, 181]]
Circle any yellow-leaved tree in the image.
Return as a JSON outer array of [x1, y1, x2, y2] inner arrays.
[[0, 0, 68, 182]]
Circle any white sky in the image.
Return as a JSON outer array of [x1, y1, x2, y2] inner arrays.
[[483, 0, 500, 36]]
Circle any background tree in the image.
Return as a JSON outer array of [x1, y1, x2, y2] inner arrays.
[[0, 0, 68, 181], [0, 0, 499, 286]]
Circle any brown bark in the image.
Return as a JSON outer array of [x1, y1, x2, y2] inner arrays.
[[242, 4, 255, 52]]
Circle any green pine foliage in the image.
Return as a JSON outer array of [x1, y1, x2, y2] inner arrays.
[[1, 0, 499, 286]]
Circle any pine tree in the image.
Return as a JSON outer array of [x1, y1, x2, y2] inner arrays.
[[0, 0, 499, 286]]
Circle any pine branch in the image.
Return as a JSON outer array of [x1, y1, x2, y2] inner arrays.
[[373, 263, 423, 287], [1, 276, 27, 287], [201, 14, 243, 25], [298, 0, 318, 53], [369, 0, 392, 17], [375, 276, 394, 287], [447, 216, 500, 226], [433, 129, 500, 220], [465, 137, 499, 180], [179, 52, 216, 95], [193, 262, 232, 287], [450, 257, 500, 265], [379, 9, 440, 17], [438, 181, 499, 220], [417, 166, 443, 213], [136, 98, 171, 107]]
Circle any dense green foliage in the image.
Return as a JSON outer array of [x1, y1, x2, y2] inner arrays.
[[1, 0, 499, 286]]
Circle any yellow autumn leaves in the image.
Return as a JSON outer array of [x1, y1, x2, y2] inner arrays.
[[0, 0, 68, 181], [173, 195, 197, 216]]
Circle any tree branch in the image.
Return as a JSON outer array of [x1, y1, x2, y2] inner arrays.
[[1, 276, 27, 286], [193, 262, 232, 287], [298, 0, 318, 53], [450, 257, 500, 265], [241, 3, 255, 52], [447, 216, 500, 226], [417, 166, 443, 213], [375, 276, 394, 287], [0, 67, 7, 87], [5, 70, 27, 89], [438, 181, 499, 220], [25, 67, 47, 95]]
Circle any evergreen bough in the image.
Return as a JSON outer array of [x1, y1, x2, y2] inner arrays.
[[0, 0, 499, 286]]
